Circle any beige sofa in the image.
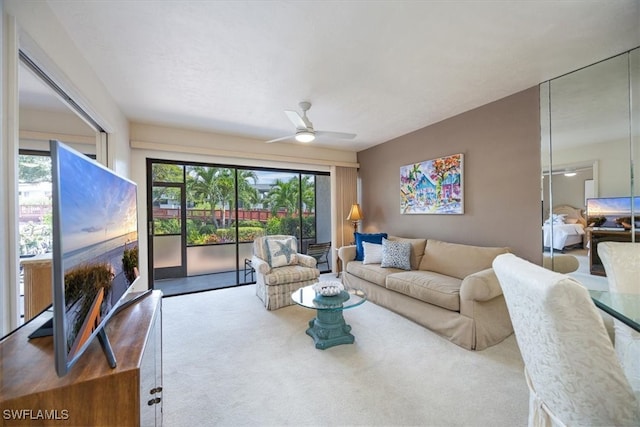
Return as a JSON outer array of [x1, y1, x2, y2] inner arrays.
[[339, 237, 514, 350]]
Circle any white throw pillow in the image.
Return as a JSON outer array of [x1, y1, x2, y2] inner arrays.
[[362, 241, 383, 264]]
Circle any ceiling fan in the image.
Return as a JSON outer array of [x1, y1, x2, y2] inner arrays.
[[266, 101, 357, 143]]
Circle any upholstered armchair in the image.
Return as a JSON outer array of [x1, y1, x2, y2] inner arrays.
[[252, 235, 320, 310], [598, 241, 640, 394], [493, 253, 639, 427]]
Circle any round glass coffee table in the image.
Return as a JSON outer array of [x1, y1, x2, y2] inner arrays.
[[291, 284, 367, 349]]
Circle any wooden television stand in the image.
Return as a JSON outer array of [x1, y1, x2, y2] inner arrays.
[[0, 290, 163, 426]]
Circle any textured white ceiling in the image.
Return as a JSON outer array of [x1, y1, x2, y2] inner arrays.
[[40, 0, 639, 152]]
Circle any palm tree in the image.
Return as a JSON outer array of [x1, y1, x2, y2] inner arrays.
[[265, 175, 316, 216], [236, 169, 259, 212], [265, 178, 298, 216], [213, 169, 235, 227], [188, 167, 260, 228], [299, 175, 315, 214], [214, 169, 260, 227], [188, 166, 221, 225]]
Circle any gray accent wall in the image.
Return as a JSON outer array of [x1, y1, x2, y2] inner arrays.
[[357, 87, 541, 263]]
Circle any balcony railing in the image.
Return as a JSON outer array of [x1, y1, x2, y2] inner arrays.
[[19, 205, 52, 222], [153, 207, 312, 222]]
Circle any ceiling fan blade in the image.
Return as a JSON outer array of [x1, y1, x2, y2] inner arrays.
[[315, 130, 357, 139], [284, 110, 308, 130], [266, 134, 296, 143]]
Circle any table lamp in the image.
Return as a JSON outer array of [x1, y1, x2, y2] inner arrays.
[[347, 203, 364, 233]]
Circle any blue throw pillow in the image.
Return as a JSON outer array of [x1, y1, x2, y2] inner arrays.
[[355, 232, 388, 261]]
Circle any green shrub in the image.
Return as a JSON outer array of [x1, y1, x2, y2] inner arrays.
[[186, 219, 219, 245], [154, 218, 181, 234], [239, 227, 265, 242], [203, 234, 221, 244], [214, 228, 235, 242], [280, 216, 300, 236], [266, 217, 282, 234], [302, 215, 316, 239], [237, 220, 262, 228]]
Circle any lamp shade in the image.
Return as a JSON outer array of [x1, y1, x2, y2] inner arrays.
[[347, 203, 364, 221]]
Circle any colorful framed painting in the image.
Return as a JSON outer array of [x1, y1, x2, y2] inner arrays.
[[400, 153, 464, 214]]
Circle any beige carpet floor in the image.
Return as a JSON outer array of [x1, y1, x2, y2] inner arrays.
[[161, 284, 528, 426]]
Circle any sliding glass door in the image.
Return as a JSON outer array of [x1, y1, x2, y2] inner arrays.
[[147, 160, 331, 296], [184, 165, 245, 284]]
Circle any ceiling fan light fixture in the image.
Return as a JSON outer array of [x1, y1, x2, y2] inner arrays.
[[295, 130, 315, 143]]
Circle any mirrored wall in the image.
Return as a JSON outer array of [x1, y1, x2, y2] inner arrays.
[[541, 47, 639, 284]]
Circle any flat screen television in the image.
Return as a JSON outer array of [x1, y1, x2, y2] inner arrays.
[[44, 140, 142, 377], [586, 196, 640, 230]]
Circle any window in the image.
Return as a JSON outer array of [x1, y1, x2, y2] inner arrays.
[[18, 153, 53, 256]]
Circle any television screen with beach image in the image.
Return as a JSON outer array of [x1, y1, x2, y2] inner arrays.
[[586, 196, 640, 230], [51, 140, 139, 374]]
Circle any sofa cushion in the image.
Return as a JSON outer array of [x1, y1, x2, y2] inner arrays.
[[387, 236, 427, 270], [362, 241, 383, 264], [419, 239, 509, 280], [386, 271, 462, 311], [355, 232, 388, 261], [381, 238, 411, 270], [346, 261, 401, 287]]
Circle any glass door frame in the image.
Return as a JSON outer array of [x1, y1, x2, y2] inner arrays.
[[150, 182, 187, 280], [146, 158, 331, 292], [147, 159, 188, 282]]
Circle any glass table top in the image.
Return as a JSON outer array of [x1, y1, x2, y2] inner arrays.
[[589, 290, 640, 332], [291, 285, 367, 311]]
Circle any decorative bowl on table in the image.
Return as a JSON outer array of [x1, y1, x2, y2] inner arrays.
[[312, 281, 344, 297]]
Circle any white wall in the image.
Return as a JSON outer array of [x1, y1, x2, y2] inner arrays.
[[20, 107, 96, 139], [130, 122, 358, 168], [0, 0, 13, 335], [542, 168, 593, 219], [552, 138, 631, 198]]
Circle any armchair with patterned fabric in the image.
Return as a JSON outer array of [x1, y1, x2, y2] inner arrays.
[[598, 242, 640, 394], [493, 253, 639, 426], [252, 235, 320, 310]]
